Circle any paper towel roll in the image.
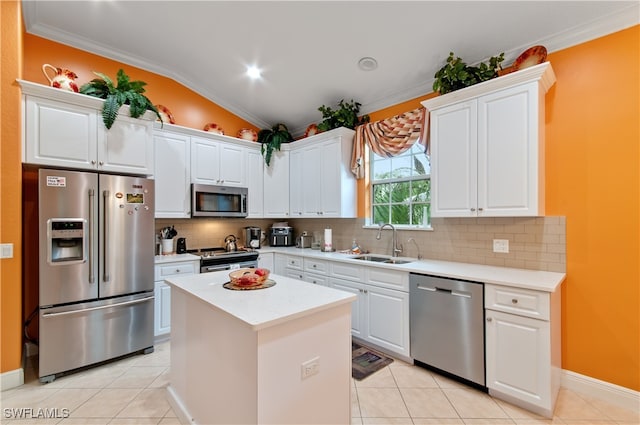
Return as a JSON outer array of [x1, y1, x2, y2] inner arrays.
[[324, 228, 332, 251]]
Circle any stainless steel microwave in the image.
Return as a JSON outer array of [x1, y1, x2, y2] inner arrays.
[[191, 184, 248, 218]]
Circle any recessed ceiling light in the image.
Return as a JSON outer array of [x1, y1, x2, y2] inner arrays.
[[246, 65, 262, 80], [358, 57, 378, 71]]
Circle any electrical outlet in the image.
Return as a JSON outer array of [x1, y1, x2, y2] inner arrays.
[[493, 239, 509, 253], [301, 356, 320, 379]]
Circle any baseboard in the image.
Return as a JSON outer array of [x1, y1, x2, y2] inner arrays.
[[166, 385, 194, 424], [562, 369, 639, 413], [1, 368, 24, 391]]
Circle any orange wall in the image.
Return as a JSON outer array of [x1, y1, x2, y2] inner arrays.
[[22, 35, 259, 137], [545, 26, 639, 390], [2, 6, 638, 392], [1, 0, 24, 373]]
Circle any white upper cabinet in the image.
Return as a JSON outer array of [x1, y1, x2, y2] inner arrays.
[[246, 146, 265, 218], [154, 130, 191, 218], [191, 136, 246, 186], [20, 80, 154, 175], [289, 127, 357, 218], [423, 63, 555, 217], [263, 150, 290, 218]]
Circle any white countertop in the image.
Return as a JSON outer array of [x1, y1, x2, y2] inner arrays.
[[154, 253, 200, 264], [258, 247, 566, 292], [165, 270, 356, 331]]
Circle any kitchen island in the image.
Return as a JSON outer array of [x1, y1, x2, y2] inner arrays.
[[164, 270, 356, 425]]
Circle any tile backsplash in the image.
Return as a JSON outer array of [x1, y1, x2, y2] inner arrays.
[[156, 216, 566, 273]]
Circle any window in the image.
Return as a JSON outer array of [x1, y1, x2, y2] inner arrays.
[[371, 143, 431, 227]]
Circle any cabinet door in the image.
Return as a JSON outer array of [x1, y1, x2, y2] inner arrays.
[[301, 144, 322, 216], [485, 310, 551, 409], [191, 137, 220, 184], [154, 281, 172, 336], [219, 144, 246, 186], [365, 285, 410, 357], [430, 100, 478, 217], [99, 113, 154, 175], [154, 131, 191, 218], [289, 148, 304, 217], [318, 139, 343, 217], [330, 278, 365, 338], [478, 82, 541, 216], [263, 150, 290, 217], [246, 148, 264, 218], [24, 96, 98, 169], [257, 252, 274, 270]]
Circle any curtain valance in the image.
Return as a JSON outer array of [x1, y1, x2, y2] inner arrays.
[[351, 107, 429, 179]]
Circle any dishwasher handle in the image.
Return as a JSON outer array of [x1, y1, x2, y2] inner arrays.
[[416, 284, 472, 298]]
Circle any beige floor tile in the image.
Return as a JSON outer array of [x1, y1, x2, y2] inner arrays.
[[461, 419, 515, 424], [400, 388, 459, 418], [147, 368, 170, 389], [158, 418, 182, 425], [37, 388, 101, 412], [116, 388, 171, 418], [431, 373, 471, 389], [391, 365, 440, 388], [57, 418, 111, 424], [443, 388, 509, 419], [412, 419, 464, 424], [109, 418, 162, 424], [361, 418, 415, 424], [512, 419, 565, 425], [352, 387, 361, 417], [575, 393, 640, 423], [0, 387, 60, 408], [107, 366, 165, 389], [355, 367, 397, 388], [351, 418, 364, 425], [71, 388, 141, 418], [559, 421, 617, 425], [553, 389, 615, 421], [0, 418, 62, 424], [131, 349, 170, 368], [495, 398, 549, 420], [54, 366, 126, 389], [357, 388, 410, 418], [163, 407, 177, 418]]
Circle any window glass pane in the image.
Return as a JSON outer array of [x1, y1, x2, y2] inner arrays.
[[372, 155, 391, 180], [391, 181, 411, 203], [372, 205, 389, 224], [390, 204, 410, 225], [390, 156, 412, 178], [411, 179, 430, 202], [373, 183, 390, 203], [411, 203, 431, 226]]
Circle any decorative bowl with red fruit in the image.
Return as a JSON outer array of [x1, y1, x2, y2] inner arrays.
[[229, 268, 270, 287]]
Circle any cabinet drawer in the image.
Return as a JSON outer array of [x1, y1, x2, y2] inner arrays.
[[304, 258, 329, 274], [284, 255, 303, 270], [303, 272, 329, 286], [331, 262, 364, 282], [485, 284, 549, 320], [154, 262, 198, 280], [366, 268, 409, 292]]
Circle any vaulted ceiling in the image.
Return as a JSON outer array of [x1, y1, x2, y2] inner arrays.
[[23, 1, 639, 136]]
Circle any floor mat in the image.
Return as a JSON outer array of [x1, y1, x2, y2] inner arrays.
[[352, 341, 393, 380]]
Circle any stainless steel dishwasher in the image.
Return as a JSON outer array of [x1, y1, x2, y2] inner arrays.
[[410, 273, 485, 387]]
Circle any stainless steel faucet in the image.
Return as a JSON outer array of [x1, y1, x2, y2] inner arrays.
[[376, 223, 403, 257]]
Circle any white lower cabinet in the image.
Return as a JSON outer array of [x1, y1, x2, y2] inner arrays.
[[153, 258, 199, 337], [485, 284, 561, 418], [257, 251, 274, 270], [329, 278, 366, 338]]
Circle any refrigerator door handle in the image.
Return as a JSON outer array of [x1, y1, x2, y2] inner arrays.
[[41, 296, 155, 318], [88, 188, 95, 284], [102, 190, 110, 282]]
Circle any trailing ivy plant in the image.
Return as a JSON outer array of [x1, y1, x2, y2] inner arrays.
[[257, 123, 294, 166], [432, 52, 505, 95], [317, 99, 370, 131], [80, 69, 161, 129]]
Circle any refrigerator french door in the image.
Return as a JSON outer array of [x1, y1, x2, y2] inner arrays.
[[38, 168, 155, 383]]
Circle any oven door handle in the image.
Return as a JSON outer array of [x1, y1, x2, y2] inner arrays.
[[202, 264, 231, 273]]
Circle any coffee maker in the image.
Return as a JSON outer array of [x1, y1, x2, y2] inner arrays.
[[244, 226, 262, 249]]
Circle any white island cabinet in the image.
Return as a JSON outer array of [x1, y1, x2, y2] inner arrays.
[[165, 271, 355, 425]]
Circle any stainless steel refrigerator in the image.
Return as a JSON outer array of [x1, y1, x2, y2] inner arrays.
[[37, 168, 155, 383]]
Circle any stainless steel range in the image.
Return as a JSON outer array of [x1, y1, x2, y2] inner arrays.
[[190, 248, 259, 273]]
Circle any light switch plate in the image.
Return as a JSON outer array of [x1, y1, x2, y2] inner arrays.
[[493, 239, 509, 253], [0, 243, 13, 259]]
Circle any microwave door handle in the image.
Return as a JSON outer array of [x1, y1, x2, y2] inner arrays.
[[88, 188, 95, 284], [103, 190, 110, 283], [204, 264, 230, 273]]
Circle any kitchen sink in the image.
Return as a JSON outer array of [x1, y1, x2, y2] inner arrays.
[[353, 255, 413, 265]]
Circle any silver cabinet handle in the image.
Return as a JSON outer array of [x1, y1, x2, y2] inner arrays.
[[471, 207, 476, 212], [99, 161, 104, 166], [88, 188, 95, 284], [91, 160, 96, 165], [478, 207, 484, 212], [102, 190, 110, 282], [486, 317, 492, 322], [176, 269, 181, 273], [512, 298, 519, 304]]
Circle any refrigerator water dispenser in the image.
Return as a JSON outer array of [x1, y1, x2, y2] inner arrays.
[[48, 219, 86, 264]]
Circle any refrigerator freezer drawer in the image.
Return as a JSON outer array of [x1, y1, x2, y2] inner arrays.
[[38, 293, 154, 381]]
